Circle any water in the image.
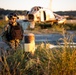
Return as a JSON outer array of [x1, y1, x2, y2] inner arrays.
[[1, 32, 76, 45], [35, 33, 63, 44], [0, 21, 76, 49], [35, 32, 76, 44], [19, 21, 76, 45]]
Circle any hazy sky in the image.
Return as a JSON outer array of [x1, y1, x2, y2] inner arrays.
[[0, 0, 76, 11]]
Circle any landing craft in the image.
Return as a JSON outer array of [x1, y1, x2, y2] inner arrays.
[[26, 6, 66, 28]]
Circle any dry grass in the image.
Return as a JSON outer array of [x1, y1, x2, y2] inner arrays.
[[0, 40, 76, 75], [0, 20, 76, 75]]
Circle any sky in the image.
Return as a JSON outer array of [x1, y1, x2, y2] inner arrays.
[[0, 0, 76, 11]]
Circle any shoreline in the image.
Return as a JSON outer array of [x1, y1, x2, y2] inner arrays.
[[24, 29, 62, 34], [24, 29, 76, 35]]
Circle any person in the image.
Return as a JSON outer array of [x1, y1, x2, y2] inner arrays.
[[1, 13, 23, 50]]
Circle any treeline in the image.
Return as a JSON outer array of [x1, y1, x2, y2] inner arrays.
[[54, 11, 76, 19], [0, 8, 29, 19], [0, 8, 76, 20], [0, 8, 76, 16], [0, 8, 28, 15], [55, 11, 76, 16]]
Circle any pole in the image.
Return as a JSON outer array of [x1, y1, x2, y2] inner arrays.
[[23, 33, 35, 54]]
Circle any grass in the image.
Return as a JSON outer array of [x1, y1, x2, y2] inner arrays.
[[0, 42, 76, 75], [0, 19, 76, 34], [27, 22, 76, 34], [0, 20, 76, 75], [0, 30, 76, 75], [63, 23, 76, 30]]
